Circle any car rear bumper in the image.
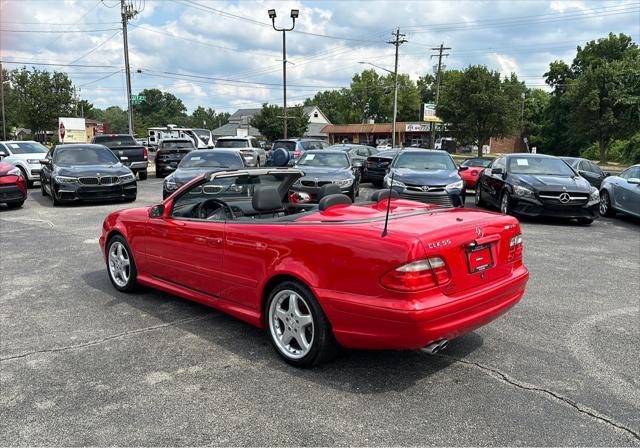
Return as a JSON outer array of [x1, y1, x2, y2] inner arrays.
[[513, 199, 599, 219], [0, 183, 27, 203], [315, 265, 529, 350]]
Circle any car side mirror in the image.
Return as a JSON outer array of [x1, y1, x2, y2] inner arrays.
[[491, 167, 503, 175], [603, 171, 610, 177], [628, 178, 640, 185], [458, 165, 469, 171], [40, 159, 51, 166], [0, 151, 6, 158], [149, 204, 165, 218]]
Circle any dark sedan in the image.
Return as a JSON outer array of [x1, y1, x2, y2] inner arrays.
[[560, 156, 609, 188], [364, 149, 399, 186], [475, 154, 599, 224], [291, 150, 360, 201], [163, 150, 245, 199], [40, 144, 137, 206], [326, 144, 378, 178], [155, 139, 195, 178], [384, 149, 466, 207]]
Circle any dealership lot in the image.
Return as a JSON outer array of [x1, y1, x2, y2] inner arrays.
[[1, 180, 638, 445]]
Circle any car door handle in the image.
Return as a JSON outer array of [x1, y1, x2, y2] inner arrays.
[[207, 237, 223, 246]]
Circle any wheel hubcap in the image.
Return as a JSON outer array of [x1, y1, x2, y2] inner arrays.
[[269, 290, 314, 359], [108, 241, 131, 287], [501, 195, 508, 214], [599, 193, 608, 214]]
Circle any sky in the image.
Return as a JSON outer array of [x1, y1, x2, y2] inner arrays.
[[1, 0, 639, 116]]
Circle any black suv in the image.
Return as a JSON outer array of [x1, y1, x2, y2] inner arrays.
[[155, 139, 195, 178]]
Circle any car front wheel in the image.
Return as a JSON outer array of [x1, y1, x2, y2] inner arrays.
[[500, 190, 511, 215], [266, 281, 337, 367], [599, 190, 615, 217], [475, 186, 485, 207], [107, 235, 138, 292]]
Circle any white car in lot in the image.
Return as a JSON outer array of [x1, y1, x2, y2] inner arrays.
[[215, 136, 267, 167], [0, 140, 49, 187]]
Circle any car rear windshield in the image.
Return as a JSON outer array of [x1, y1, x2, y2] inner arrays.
[[92, 135, 137, 147], [461, 158, 492, 167], [272, 141, 296, 151], [508, 157, 575, 176], [161, 141, 194, 149], [216, 139, 250, 148], [180, 152, 244, 169], [393, 152, 456, 170], [297, 152, 349, 168], [55, 147, 119, 166], [4, 142, 48, 154]]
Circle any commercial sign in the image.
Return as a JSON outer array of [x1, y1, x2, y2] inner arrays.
[[406, 123, 430, 132], [131, 95, 146, 104], [422, 103, 436, 117], [58, 117, 87, 143]]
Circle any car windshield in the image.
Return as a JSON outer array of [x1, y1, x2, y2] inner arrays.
[[4, 142, 48, 154], [216, 139, 250, 148], [297, 152, 349, 168], [326, 145, 352, 152], [374, 150, 399, 158], [272, 141, 296, 151], [461, 158, 492, 168], [55, 147, 119, 166], [92, 135, 137, 147], [393, 152, 456, 170], [179, 152, 243, 169], [161, 141, 194, 149], [508, 157, 576, 176], [193, 129, 211, 141]]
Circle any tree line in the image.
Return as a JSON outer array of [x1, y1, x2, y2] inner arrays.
[[2, 33, 637, 163]]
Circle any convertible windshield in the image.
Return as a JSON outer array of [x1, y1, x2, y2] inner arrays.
[[55, 147, 119, 166], [509, 157, 576, 176], [179, 152, 244, 169], [393, 152, 456, 170], [216, 139, 250, 148], [461, 158, 492, 168], [4, 142, 48, 154], [297, 152, 349, 168]]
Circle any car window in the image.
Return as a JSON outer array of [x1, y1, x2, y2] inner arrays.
[[461, 158, 492, 168], [588, 161, 603, 175], [508, 157, 575, 176], [161, 141, 195, 149], [578, 160, 590, 172], [179, 152, 244, 169], [216, 139, 250, 148], [3, 142, 48, 154], [492, 157, 506, 171], [92, 135, 137, 146], [620, 166, 640, 180], [393, 152, 456, 170], [251, 139, 260, 148], [54, 146, 119, 166], [357, 148, 369, 157]]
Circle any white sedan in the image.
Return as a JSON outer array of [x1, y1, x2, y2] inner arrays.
[[0, 140, 49, 187]]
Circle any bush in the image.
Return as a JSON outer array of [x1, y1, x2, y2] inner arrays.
[[620, 133, 640, 164]]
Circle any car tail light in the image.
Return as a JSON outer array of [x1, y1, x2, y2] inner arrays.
[[508, 234, 523, 264], [380, 257, 451, 292], [471, 169, 478, 176], [294, 150, 301, 158], [143, 147, 148, 159]]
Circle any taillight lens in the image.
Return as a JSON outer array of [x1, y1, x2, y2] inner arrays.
[[471, 169, 478, 176], [508, 234, 523, 263], [380, 257, 451, 292], [143, 147, 148, 159]]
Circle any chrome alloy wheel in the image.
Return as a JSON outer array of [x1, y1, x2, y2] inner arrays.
[[500, 192, 509, 214], [108, 241, 131, 288], [268, 290, 315, 359], [599, 191, 609, 215]]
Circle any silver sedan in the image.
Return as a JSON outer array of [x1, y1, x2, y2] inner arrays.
[[599, 164, 640, 218]]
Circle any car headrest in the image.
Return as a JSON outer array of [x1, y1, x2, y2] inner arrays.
[[370, 189, 399, 202], [318, 183, 341, 199], [252, 186, 283, 212], [319, 193, 352, 211]]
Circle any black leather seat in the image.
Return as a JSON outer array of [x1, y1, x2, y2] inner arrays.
[[370, 189, 399, 202], [252, 186, 284, 216], [319, 193, 352, 211], [318, 183, 341, 200]]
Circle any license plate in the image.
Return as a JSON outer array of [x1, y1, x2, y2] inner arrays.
[[466, 244, 494, 273]]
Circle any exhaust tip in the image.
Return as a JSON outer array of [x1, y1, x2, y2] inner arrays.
[[421, 339, 449, 355]]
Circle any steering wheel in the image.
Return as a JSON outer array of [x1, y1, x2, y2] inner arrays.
[[194, 198, 234, 220]]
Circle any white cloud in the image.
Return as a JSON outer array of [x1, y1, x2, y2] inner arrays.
[[491, 53, 520, 76]]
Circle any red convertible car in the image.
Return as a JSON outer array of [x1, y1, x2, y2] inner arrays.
[[100, 167, 529, 366]]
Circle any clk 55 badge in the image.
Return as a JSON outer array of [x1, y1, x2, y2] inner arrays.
[[428, 239, 452, 249]]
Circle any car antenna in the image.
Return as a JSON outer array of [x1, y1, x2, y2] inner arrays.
[[381, 170, 395, 238]]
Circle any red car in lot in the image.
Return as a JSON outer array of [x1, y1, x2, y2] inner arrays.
[[460, 157, 493, 188], [100, 167, 529, 366], [0, 161, 27, 208]]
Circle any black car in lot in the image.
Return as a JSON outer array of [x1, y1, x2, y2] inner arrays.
[[560, 156, 609, 188], [364, 149, 399, 186], [163, 150, 245, 199], [475, 154, 600, 224], [384, 149, 466, 207], [40, 144, 137, 206], [155, 138, 195, 177], [291, 150, 360, 201]]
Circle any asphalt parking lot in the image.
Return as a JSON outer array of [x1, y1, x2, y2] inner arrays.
[[1, 179, 639, 446]]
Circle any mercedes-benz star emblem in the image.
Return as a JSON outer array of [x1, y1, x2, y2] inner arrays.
[[559, 192, 571, 203]]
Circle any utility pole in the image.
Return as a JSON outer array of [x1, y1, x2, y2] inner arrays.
[[0, 62, 6, 140], [430, 43, 451, 148], [268, 9, 298, 139], [121, 0, 138, 136], [387, 28, 407, 148]]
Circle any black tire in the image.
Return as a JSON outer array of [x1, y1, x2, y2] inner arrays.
[[155, 170, 163, 178], [40, 178, 48, 196], [138, 170, 148, 180], [50, 181, 61, 206], [106, 235, 138, 292], [577, 218, 594, 225], [500, 190, 511, 215], [265, 280, 337, 367], [124, 195, 137, 203], [475, 186, 485, 207], [6, 200, 24, 209], [599, 190, 615, 217]]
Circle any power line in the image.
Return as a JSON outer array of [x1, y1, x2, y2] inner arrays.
[[79, 69, 124, 87], [0, 28, 121, 33], [67, 30, 122, 65], [0, 60, 123, 69]]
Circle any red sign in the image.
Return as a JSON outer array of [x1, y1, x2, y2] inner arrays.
[[59, 122, 66, 140]]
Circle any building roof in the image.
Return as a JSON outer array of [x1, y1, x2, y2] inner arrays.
[[211, 122, 262, 137], [322, 120, 443, 134]]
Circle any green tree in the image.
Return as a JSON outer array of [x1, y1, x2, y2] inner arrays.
[[250, 103, 310, 141], [132, 88, 187, 135], [189, 106, 230, 129], [437, 66, 522, 157], [9, 67, 76, 134], [417, 74, 436, 104], [304, 89, 351, 124], [95, 106, 128, 134]]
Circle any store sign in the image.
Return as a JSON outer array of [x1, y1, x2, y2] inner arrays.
[[422, 103, 436, 117], [58, 117, 86, 143], [406, 123, 430, 132]]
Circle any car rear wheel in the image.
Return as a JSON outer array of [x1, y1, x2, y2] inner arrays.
[[6, 200, 24, 208], [107, 236, 138, 292], [266, 281, 337, 367], [138, 170, 148, 180], [599, 190, 615, 217], [475, 186, 485, 207], [50, 181, 61, 206], [155, 170, 163, 178], [500, 191, 511, 215], [40, 179, 48, 196]]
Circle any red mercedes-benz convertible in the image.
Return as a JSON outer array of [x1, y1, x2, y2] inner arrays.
[[100, 167, 529, 366]]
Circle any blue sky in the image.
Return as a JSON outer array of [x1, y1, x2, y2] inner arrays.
[[1, 0, 638, 115]]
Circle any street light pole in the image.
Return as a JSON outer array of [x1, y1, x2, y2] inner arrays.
[[268, 9, 298, 139], [121, 0, 138, 136], [0, 62, 6, 140], [387, 29, 406, 148]]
